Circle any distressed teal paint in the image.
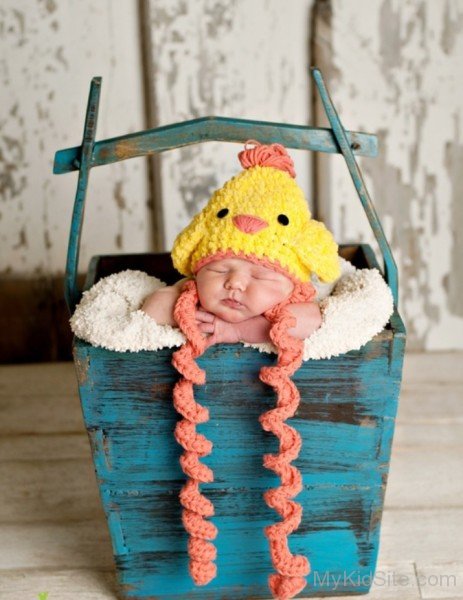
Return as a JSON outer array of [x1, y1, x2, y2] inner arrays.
[[64, 77, 101, 313], [73, 277, 404, 598], [53, 116, 378, 175], [58, 71, 406, 598], [312, 68, 398, 306]]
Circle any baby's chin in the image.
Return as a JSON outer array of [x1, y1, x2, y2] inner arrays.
[[212, 306, 251, 323]]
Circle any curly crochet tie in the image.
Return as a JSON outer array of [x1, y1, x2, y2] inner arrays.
[[259, 280, 315, 600], [171, 280, 217, 585], [171, 278, 315, 599]]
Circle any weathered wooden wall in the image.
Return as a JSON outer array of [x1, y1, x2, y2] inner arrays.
[[0, 1, 153, 361], [1, 0, 462, 358], [143, 0, 315, 250], [0, 0, 150, 277], [313, 0, 463, 350]]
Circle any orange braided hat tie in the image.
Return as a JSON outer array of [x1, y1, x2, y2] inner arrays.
[[172, 280, 217, 585], [259, 281, 315, 599], [171, 279, 314, 600]]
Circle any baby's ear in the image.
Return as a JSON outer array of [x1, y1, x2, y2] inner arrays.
[[171, 210, 207, 275], [292, 219, 341, 283]]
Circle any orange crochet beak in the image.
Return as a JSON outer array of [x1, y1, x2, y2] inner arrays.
[[232, 214, 268, 234]]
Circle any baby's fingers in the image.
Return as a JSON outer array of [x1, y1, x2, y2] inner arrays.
[[198, 322, 215, 334], [196, 309, 215, 323]]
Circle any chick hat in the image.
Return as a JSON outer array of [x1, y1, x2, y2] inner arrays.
[[171, 140, 340, 285]]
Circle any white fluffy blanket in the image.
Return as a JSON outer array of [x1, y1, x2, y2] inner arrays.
[[70, 259, 393, 360]]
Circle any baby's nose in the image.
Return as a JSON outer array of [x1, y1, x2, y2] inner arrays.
[[225, 274, 246, 290]]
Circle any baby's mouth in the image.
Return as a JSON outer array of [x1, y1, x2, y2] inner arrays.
[[222, 298, 244, 309]]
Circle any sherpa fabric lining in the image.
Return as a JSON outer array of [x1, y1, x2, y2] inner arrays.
[[70, 258, 394, 360]]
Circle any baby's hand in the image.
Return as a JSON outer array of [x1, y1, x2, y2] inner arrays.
[[195, 309, 240, 347]]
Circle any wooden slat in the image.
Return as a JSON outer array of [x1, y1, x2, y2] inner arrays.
[[393, 422, 463, 447], [0, 521, 113, 570], [397, 384, 463, 424], [0, 460, 103, 522], [0, 562, 426, 600], [311, 562, 421, 600], [0, 363, 78, 396], [385, 445, 463, 508], [0, 434, 459, 525], [402, 352, 463, 384], [3, 509, 462, 579], [0, 365, 81, 435], [53, 117, 379, 175], [415, 562, 463, 600], [0, 568, 117, 600], [0, 562, 457, 599], [378, 508, 463, 564], [3, 422, 461, 460], [4, 352, 458, 398], [0, 433, 90, 461], [0, 395, 83, 434], [310, 560, 463, 600]]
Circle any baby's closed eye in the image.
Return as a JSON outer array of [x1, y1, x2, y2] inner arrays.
[[205, 265, 278, 282], [251, 273, 280, 281]]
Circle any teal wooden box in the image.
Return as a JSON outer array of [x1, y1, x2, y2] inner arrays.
[[56, 70, 406, 598]]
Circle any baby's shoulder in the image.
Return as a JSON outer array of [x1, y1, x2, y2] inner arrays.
[[156, 276, 192, 294], [173, 276, 193, 288]]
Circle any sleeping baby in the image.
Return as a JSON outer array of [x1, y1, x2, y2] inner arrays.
[[141, 141, 340, 350], [141, 256, 323, 348]]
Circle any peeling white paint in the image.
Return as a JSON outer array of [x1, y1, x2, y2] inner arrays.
[[314, 0, 463, 350], [0, 0, 150, 276], [2, 0, 461, 351], [145, 0, 315, 250]]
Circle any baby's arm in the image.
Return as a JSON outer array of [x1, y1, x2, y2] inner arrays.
[[200, 302, 322, 346], [140, 278, 189, 326], [235, 302, 322, 343], [285, 302, 322, 340]]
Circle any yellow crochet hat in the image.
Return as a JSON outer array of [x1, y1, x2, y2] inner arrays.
[[171, 140, 340, 284]]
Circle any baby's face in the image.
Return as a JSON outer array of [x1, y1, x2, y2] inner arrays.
[[196, 257, 294, 323]]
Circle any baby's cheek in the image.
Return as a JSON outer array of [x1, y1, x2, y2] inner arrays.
[[250, 288, 288, 315], [198, 294, 213, 313], [251, 286, 280, 307], [197, 284, 219, 313]]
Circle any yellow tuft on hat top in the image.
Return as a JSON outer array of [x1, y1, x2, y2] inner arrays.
[[171, 140, 340, 285]]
